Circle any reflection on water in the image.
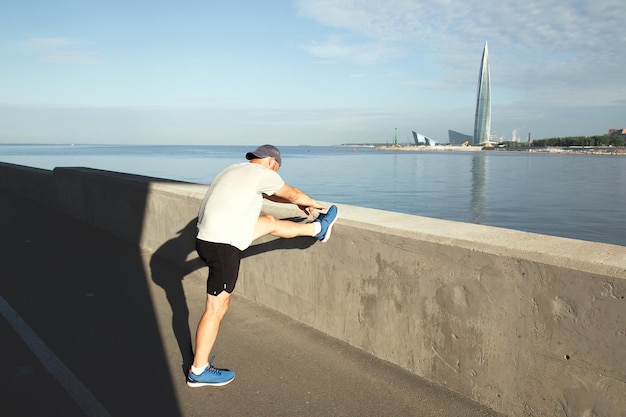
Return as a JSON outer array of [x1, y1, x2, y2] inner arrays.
[[471, 153, 487, 224]]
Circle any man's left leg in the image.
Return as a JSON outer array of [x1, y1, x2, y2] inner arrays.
[[253, 214, 316, 240], [253, 205, 338, 242]]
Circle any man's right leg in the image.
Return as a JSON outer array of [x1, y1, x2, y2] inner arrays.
[[192, 291, 231, 369], [193, 239, 241, 369], [187, 291, 235, 387], [189, 240, 240, 386]]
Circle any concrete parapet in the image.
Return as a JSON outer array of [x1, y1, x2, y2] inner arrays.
[[1, 162, 624, 417], [0, 162, 55, 207]]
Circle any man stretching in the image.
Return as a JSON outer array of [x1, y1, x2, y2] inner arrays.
[[187, 144, 338, 387]]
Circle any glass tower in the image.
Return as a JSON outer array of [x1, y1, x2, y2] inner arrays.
[[473, 41, 491, 145]]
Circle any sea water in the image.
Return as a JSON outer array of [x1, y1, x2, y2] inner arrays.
[[1, 144, 625, 247]]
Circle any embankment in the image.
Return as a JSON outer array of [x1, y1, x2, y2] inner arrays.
[[1, 162, 624, 417]]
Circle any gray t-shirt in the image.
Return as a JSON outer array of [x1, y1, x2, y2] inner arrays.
[[197, 162, 284, 250]]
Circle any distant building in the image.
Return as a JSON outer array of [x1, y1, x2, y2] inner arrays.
[[473, 41, 492, 145], [412, 131, 438, 146], [445, 42, 493, 145], [448, 129, 473, 145], [607, 128, 626, 138]]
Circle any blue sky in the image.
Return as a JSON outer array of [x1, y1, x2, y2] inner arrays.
[[1, 0, 624, 145]]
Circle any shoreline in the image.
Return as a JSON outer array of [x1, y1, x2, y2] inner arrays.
[[374, 145, 626, 155]]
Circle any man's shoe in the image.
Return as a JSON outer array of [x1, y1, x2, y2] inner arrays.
[[187, 359, 235, 387], [315, 205, 338, 243]]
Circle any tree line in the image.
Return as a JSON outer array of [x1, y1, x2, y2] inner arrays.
[[502, 135, 625, 147]]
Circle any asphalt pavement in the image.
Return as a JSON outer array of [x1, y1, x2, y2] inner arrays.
[[0, 189, 504, 417]]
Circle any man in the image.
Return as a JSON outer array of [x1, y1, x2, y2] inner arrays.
[[187, 144, 338, 387]]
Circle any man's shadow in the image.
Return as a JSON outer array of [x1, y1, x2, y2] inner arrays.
[[150, 218, 203, 375], [150, 216, 316, 375]]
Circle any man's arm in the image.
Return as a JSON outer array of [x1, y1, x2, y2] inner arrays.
[[264, 183, 326, 215]]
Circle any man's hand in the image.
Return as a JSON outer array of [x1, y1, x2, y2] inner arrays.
[[298, 203, 326, 217]]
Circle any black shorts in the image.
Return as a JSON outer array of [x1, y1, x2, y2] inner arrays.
[[196, 239, 242, 296]]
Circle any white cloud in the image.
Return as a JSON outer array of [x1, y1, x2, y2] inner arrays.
[[297, 0, 626, 111], [297, 0, 625, 60], [41, 52, 99, 64], [305, 36, 405, 64], [17, 37, 100, 64]]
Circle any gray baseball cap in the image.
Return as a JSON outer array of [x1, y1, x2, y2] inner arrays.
[[245, 144, 282, 166]]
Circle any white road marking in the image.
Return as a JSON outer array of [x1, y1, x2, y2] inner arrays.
[[0, 295, 112, 417]]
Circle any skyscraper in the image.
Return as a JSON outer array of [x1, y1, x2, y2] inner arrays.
[[473, 41, 491, 145]]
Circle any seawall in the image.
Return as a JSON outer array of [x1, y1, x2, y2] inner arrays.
[[1, 162, 624, 417]]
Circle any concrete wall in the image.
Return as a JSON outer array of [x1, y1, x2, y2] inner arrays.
[[0, 162, 55, 206], [1, 162, 625, 417]]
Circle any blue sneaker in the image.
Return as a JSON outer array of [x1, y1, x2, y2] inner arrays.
[[186, 358, 235, 387], [315, 205, 338, 243]]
